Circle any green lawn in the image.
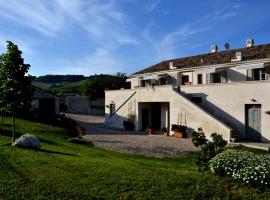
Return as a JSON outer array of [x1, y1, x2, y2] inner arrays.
[[0, 118, 269, 200]]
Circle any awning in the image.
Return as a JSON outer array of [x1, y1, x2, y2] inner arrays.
[[233, 63, 264, 70], [142, 75, 158, 80], [193, 68, 216, 74]]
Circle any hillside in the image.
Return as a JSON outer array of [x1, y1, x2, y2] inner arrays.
[[33, 73, 129, 96], [33, 80, 87, 94]]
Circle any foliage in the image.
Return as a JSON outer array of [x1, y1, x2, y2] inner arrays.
[[191, 128, 227, 171], [0, 117, 270, 199], [0, 41, 34, 142], [82, 73, 129, 100], [191, 127, 207, 147], [35, 75, 87, 83], [0, 41, 34, 114], [210, 150, 270, 190], [59, 115, 80, 137], [12, 134, 41, 149]]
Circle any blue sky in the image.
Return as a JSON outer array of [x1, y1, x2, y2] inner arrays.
[[0, 0, 270, 76]]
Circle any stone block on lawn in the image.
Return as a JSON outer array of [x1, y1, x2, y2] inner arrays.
[[12, 134, 41, 149]]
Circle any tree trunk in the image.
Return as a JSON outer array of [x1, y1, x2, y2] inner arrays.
[[12, 114, 15, 143]]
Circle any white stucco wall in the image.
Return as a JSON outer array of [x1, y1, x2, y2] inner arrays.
[[105, 89, 137, 129], [181, 81, 270, 142], [106, 85, 232, 141]]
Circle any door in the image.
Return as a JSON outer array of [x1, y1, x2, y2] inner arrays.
[[151, 103, 161, 130], [142, 108, 150, 130], [245, 104, 261, 141], [39, 98, 56, 119]]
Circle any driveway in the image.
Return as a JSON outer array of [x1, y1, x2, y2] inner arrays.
[[65, 113, 199, 157]]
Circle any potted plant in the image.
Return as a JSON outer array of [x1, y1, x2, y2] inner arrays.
[[171, 124, 187, 138], [162, 127, 169, 136], [146, 126, 154, 135]]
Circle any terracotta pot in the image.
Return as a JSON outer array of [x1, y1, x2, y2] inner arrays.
[[174, 131, 183, 138], [147, 128, 154, 135]]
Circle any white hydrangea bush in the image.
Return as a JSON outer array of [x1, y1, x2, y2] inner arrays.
[[12, 134, 41, 149], [209, 150, 270, 189]]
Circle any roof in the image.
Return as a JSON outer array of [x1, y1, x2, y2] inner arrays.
[[133, 43, 270, 75]]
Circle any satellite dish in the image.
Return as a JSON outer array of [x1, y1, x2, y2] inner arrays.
[[224, 42, 230, 50]]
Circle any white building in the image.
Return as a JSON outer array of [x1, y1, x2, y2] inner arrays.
[[105, 41, 270, 142]]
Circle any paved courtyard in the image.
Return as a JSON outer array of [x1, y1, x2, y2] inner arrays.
[[65, 113, 199, 157]]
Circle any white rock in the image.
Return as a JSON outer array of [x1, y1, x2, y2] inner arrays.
[[12, 134, 41, 149]]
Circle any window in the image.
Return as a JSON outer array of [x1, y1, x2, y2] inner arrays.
[[197, 74, 203, 84], [159, 78, 167, 85], [253, 68, 266, 81], [181, 75, 189, 85], [109, 103, 115, 116]]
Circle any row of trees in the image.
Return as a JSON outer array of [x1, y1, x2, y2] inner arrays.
[[82, 72, 128, 100], [0, 41, 34, 142]]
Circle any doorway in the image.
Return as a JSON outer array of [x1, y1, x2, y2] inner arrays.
[[142, 108, 150, 130], [245, 104, 261, 141], [39, 98, 56, 119], [151, 102, 161, 130]]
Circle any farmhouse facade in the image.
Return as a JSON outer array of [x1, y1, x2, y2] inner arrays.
[[105, 41, 270, 142]]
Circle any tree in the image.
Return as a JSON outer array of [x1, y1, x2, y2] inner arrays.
[[82, 73, 128, 100], [0, 41, 34, 142]]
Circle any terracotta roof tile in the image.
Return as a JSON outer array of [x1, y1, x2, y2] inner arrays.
[[133, 43, 270, 75]]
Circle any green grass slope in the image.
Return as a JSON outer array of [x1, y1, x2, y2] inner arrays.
[[0, 118, 269, 199], [32, 80, 87, 94]]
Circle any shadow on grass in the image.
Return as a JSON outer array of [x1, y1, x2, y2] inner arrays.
[[39, 138, 60, 146], [0, 128, 23, 138], [36, 148, 77, 156]]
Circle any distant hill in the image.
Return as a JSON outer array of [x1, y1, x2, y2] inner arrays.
[[34, 75, 88, 83], [33, 73, 129, 96]]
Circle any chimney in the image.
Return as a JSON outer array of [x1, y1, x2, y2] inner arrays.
[[231, 51, 242, 62], [246, 39, 254, 48], [169, 61, 175, 69], [211, 44, 218, 53], [236, 51, 242, 60]]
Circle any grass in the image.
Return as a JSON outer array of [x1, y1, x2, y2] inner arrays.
[[0, 117, 269, 199], [33, 80, 87, 94]]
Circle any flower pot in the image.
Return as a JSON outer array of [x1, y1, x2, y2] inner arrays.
[[174, 131, 183, 138], [147, 128, 154, 135]]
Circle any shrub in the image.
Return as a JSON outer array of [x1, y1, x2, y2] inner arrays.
[[59, 116, 80, 137], [191, 128, 207, 147], [12, 134, 41, 149], [123, 120, 135, 130], [209, 150, 270, 190], [191, 128, 227, 171]]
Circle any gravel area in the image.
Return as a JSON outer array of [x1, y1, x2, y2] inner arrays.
[[65, 113, 199, 157]]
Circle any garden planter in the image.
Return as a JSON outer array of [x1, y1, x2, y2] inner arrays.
[[171, 124, 187, 138], [174, 131, 184, 138], [147, 128, 154, 135]]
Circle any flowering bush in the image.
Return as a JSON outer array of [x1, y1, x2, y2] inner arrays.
[[209, 150, 270, 189], [12, 134, 41, 149], [191, 128, 227, 171]]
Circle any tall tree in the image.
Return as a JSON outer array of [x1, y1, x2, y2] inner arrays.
[[0, 41, 34, 142]]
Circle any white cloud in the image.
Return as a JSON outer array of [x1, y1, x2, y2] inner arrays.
[[55, 47, 124, 75], [0, 0, 137, 46], [144, 3, 243, 60], [0, 33, 35, 54], [145, 0, 162, 12]]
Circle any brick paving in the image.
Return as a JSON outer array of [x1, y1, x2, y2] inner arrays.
[[65, 113, 199, 157]]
